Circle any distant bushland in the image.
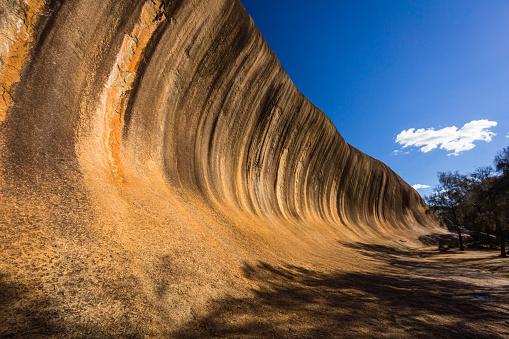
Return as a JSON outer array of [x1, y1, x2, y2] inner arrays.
[[426, 146, 509, 257]]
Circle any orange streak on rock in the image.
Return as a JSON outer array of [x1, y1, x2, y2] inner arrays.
[[98, 0, 165, 180], [0, 0, 46, 122]]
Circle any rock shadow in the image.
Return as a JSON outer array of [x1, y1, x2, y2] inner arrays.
[[174, 245, 509, 338]]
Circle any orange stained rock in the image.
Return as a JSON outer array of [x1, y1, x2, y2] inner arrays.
[[0, 0, 46, 122], [98, 0, 167, 180]]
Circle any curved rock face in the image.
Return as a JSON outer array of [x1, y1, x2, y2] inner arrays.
[[0, 0, 436, 336]]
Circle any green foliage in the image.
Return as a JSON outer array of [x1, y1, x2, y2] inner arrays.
[[494, 147, 509, 175], [425, 146, 508, 256]]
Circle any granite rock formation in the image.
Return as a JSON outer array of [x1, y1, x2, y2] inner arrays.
[[0, 0, 437, 336]]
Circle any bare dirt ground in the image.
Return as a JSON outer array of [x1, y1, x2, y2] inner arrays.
[[177, 243, 509, 338]]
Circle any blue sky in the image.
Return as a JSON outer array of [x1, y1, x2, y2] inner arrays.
[[242, 0, 509, 194]]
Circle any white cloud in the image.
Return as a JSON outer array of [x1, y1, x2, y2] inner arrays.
[[392, 149, 410, 156], [412, 184, 431, 190], [395, 119, 497, 156]]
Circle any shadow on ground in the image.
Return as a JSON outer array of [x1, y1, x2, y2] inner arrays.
[[0, 272, 140, 337], [175, 244, 509, 338], [0, 272, 60, 337], [2, 245, 508, 337], [418, 233, 459, 246]]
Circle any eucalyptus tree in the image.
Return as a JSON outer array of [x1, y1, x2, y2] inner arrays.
[[426, 172, 469, 251], [493, 147, 509, 257]]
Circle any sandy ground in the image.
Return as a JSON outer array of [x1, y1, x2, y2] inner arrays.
[[175, 244, 509, 338]]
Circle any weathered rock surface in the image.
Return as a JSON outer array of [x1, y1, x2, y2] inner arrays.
[[0, 0, 437, 336]]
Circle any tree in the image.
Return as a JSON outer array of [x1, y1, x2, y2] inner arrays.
[[461, 167, 500, 249], [493, 147, 509, 257], [494, 147, 509, 175], [426, 172, 469, 251], [425, 147, 509, 257]]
